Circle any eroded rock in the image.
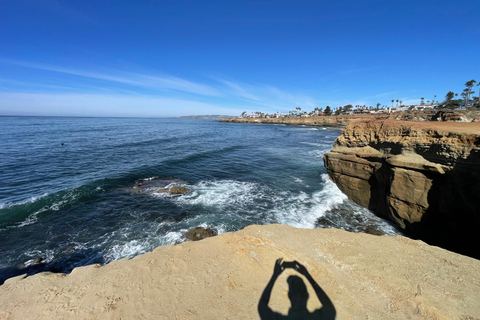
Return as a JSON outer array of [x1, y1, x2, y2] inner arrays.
[[324, 120, 480, 258], [183, 226, 218, 241], [315, 208, 385, 236]]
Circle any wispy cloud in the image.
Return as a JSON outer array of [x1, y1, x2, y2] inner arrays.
[[212, 77, 320, 111], [216, 79, 261, 101], [0, 92, 240, 117], [0, 59, 331, 116], [0, 59, 222, 97]]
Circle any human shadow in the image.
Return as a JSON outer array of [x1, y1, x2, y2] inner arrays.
[[258, 258, 336, 319]]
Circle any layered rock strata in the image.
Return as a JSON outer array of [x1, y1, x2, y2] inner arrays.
[[1, 224, 480, 319], [324, 120, 480, 258]]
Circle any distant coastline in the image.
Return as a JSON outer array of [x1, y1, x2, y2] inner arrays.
[[220, 109, 480, 127], [178, 115, 236, 120]]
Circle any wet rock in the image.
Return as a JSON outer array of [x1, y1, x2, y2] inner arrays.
[[131, 177, 189, 195], [315, 217, 336, 229], [18, 257, 44, 269], [357, 226, 385, 236], [183, 227, 218, 241], [169, 187, 189, 195], [316, 208, 385, 236]]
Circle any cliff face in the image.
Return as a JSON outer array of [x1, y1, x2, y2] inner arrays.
[[220, 110, 480, 127], [324, 120, 480, 258], [220, 114, 389, 126]]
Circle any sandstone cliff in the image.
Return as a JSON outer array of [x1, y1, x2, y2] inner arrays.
[[220, 110, 480, 127], [1, 224, 479, 319], [324, 120, 480, 258], [220, 114, 389, 126]]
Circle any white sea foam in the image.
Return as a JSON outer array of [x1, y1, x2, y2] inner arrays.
[[291, 176, 304, 184], [11, 191, 81, 229], [300, 141, 331, 147], [173, 180, 260, 208], [0, 193, 49, 210], [23, 249, 55, 265], [269, 174, 348, 229], [16, 213, 40, 228], [308, 148, 333, 159], [105, 239, 150, 262]]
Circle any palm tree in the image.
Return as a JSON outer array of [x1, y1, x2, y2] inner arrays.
[[396, 99, 399, 107], [324, 106, 332, 116], [391, 99, 394, 108], [421, 97, 425, 106], [399, 100, 403, 106], [464, 80, 477, 107]]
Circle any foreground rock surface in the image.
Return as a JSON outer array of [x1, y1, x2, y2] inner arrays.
[[324, 120, 480, 258], [1, 224, 480, 319]]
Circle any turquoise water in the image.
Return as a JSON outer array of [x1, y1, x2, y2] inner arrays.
[[0, 116, 400, 283]]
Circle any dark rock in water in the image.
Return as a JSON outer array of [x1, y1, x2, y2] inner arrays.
[[18, 257, 44, 269], [315, 217, 337, 229], [316, 207, 385, 236], [315, 207, 359, 229], [359, 227, 385, 236], [131, 177, 189, 195], [169, 187, 189, 195], [183, 227, 218, 241]]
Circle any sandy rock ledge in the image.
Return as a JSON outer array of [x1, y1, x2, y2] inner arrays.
[[1, 224, 479, 319]]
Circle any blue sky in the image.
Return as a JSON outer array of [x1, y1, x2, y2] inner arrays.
[[0, 0, 479, 117]]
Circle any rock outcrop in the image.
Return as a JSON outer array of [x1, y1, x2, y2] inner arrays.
[[1, 224, 480, 319], [221, 110, 480, 127], [220, 114, 389, 126], [324, 120, 480, 258], [131, 177, 190, 195], [183, 226, 218, 241]]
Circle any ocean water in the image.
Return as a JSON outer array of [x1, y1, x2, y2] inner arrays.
[[0, 116, 401, 283]]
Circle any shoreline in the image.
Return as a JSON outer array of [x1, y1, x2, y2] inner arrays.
[[2, 116, 480, 318], [220, 114, 388, 127], [220, 109, 480, 127], [1, 224, 479, 319]]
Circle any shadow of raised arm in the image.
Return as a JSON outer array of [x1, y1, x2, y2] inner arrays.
[[293, 261, 336, 319], [258, 258, 285, 319], [258, 259, 336, 320]]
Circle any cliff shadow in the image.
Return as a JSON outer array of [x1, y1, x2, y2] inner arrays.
[[412, 149, 480, 259], [258, 258, 336, 319]]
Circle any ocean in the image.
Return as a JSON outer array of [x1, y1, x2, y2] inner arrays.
[[0, 116, 401, 283]]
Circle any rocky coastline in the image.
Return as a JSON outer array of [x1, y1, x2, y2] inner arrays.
[[221, 114, 389, 126], [1, 224, 480, 319], [2, 114, 480, 318], [324, 119, 480, 259], [220, 109, 480, 127]]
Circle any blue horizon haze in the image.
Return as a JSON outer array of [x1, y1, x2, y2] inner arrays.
[[0, 0, 479, 117]]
